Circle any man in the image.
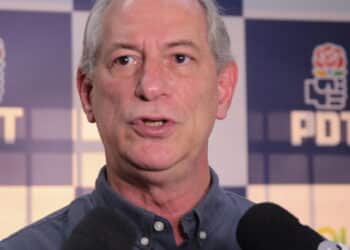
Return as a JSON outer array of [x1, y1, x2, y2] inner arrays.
[[0, 0, 252, 249]]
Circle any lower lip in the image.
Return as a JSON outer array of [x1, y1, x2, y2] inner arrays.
[[130, 121, 176, 138]]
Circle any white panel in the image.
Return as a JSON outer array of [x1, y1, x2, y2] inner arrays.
[[0, 187, 27, 240], [31, 186, 74, 222], [80, 111, 100, 142], [0, 0, 72, 12], [72, 11, 89, 97], [268, 185, 312, 225], [247, 184, 268, 203], [209, 17, 247, 187], [314, 185, 350, 244], [244, 0, 350, 21], [245, 10, 350, 22], [81, 152, 105, 188]]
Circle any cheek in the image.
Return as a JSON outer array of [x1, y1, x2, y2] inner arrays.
[[92, 73, 135, 108], [90, 78, 132, 131], [194, 74, 219, 109], [177, 76, 218, 123]]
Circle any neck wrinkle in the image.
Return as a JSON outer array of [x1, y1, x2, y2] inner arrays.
[[107, 163, 211, 217]]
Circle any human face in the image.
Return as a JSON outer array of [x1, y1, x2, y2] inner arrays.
[[78, 0, 236, 174]]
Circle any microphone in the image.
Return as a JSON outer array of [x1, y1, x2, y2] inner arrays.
[[236, 202, 348, 250], [61, 207, 138, 250]]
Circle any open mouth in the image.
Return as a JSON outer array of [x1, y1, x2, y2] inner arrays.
[[130, 117, 175, 137], [131, 116, 176, 138], [143, 119, 168, 127]]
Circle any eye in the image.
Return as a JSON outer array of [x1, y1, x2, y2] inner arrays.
[[114, 55, 136, 66], [174, 54, 190, 64]]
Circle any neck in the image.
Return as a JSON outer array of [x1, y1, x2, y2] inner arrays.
[[106, 161, 211, 245]]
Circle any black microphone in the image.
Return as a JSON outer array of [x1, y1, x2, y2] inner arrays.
[[61, 207, 138, 250], [236, 202, 346, 250]]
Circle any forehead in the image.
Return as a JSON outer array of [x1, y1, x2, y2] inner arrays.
[[101, 0, 208, 43], [106, 0, 204, 17]]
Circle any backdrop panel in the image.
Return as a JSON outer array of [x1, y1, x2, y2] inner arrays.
[[0, 0, 349, 244]]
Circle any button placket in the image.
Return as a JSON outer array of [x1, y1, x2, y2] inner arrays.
[[140, 236, 150, 247], [198, 230, 207, 240], [153, 221, 165, 232]]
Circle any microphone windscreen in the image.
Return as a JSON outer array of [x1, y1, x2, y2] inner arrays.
[[61, 207, 137, 250], [236, 202, 325, 250]]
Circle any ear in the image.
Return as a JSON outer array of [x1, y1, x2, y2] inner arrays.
[[216, 62, 238, 120], [77, 68, 96, 123]]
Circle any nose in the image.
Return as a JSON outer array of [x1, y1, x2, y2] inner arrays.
[[135, 59, 169, 101]]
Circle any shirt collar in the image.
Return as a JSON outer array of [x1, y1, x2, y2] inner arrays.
[[92, 166, 236, 241], [93, 167, 156, 237], [192, 168, 237, 235]]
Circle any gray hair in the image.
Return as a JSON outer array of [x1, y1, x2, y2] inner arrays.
[[80, 0, 233, 78]]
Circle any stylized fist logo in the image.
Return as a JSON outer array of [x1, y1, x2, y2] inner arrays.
[[305, 77, 347, 110], [0, 38, 5, 104], [305, 43, 348, 110]]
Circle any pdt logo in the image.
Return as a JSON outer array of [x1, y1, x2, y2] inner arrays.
[[304, 43, 348, 110], [0, 38, 5, 104], [0, 38, 24, 144], [291, 43, 350, 146]]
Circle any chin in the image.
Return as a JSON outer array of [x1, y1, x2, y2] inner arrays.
[[112, 136, 192, 175], [132, 155, 178, 171], [126, 146, 183, 172]]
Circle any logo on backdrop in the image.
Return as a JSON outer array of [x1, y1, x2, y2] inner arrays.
[[0, 38, 23, 144], [291, 42, 350, 146], [304, 43, 348, 111], [0, 38, 6, 104]]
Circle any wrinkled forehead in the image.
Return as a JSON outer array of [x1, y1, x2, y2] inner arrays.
[[121, 0, 200, 8], [97, 0, 209, 49], [103, 0, 206, 24], [109, 0, 203, 11]]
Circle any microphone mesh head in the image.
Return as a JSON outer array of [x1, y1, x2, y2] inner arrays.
[[61, 207, 138, 250], [236, 202, 324, 250]]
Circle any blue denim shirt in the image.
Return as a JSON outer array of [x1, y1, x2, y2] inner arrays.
[[0, 167, 253, 250]]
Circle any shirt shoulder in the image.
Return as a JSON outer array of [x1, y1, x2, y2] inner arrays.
[[223, 189, 254, 215], [0, 193, 96, 250]]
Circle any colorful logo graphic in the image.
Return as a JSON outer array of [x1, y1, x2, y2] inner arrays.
[[318, 226, 347, 245], [0, 38, 5, 104], [304, 43, 348, 111]]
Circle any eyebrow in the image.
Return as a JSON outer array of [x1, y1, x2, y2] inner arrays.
[[105, 42, 142, 55], [104, 39, 200, 56], [165, 40, 200, 52]]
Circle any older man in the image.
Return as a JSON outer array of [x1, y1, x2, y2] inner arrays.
[[0, 0, 252, 249]]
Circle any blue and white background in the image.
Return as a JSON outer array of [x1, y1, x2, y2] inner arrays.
[[0, 0, 349, 244]]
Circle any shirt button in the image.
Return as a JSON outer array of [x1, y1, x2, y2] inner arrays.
[[199, 230, 207, 240], [153, 221, 165, 232], [140, 236, 150, 246]]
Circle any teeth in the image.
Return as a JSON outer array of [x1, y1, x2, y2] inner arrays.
[[144, 120, 164, 127]]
